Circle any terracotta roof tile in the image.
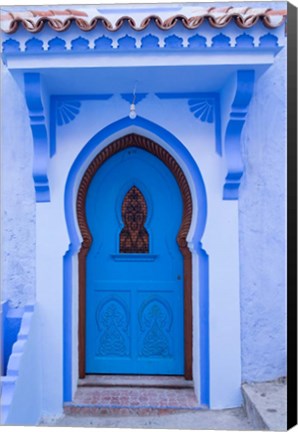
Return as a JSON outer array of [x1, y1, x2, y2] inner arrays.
[[266, 9, 287, 16], [0, 6, 287, 34]]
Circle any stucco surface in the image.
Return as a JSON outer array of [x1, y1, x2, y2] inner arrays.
[[0, 19, 287, 390], [239, 48, 286, 381], [1, 69, 36, 306]]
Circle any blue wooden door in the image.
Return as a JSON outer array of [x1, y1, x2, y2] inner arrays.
[[85, 147, 184, 375]]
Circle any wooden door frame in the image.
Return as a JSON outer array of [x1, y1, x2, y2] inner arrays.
[[76, 133, 193, 380]]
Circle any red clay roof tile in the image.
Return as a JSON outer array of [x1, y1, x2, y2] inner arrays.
[[0, 6, 287, 34]]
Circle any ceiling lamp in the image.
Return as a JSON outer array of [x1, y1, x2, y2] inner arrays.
[[129, 83, 137, 119]]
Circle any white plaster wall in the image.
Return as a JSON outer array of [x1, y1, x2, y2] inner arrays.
[[1, 69, 36, 307], [53, 95, 243, 408], [239, 47, 287, 381], [55, 94, 217, 402], [0, 45, 287, 413], [35, 201, 66, 416]]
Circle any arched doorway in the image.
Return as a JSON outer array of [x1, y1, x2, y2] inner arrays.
[[76, 133, 193, 380]]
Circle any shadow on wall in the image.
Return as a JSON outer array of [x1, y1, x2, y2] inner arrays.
[[1, 302, 42, 426], [1, 301, 24, 376]]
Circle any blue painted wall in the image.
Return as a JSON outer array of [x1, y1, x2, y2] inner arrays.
[[1, 36, 287, 384], [1, 69, 36, 307], [239, 47, 287, 381], [1, 302, 23, 375]]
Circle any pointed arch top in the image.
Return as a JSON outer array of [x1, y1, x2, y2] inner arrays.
[[76, 133, 193, 255], [76, 132, 193, 379]]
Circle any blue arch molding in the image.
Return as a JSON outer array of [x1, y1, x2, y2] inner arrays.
[[223, 70, 255, 200], [24, 72, 50, 202], [63, 116, 210, 406]]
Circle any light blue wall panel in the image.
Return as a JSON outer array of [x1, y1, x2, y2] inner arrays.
[[239, 47, 287, 381]]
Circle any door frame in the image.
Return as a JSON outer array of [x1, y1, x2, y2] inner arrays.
[[76, 133, 193, 380]]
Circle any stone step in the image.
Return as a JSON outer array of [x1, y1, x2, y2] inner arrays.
[[64, 385, 204, 416], [78, 374, 194, 388], [241, 379, 287, 431]]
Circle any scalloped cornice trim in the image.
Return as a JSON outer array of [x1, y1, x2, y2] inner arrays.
[[2, 32, 281, 55]]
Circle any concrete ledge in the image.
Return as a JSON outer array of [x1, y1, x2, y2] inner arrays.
[[242, 379, 287, 431], [78, 375, 194, 388]]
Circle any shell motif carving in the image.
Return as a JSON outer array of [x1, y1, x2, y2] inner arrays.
[[96, 299, 129, 357], [188, 98, 214, 123], [56, 100, 81, 126]]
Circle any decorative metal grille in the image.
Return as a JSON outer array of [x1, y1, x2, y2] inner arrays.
[[120, 186, 149, 253]]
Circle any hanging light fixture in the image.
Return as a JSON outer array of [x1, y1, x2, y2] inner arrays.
[[129, 83, 137, 119]]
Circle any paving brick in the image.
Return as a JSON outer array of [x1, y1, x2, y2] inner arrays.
[[65, 383, 203, 416]]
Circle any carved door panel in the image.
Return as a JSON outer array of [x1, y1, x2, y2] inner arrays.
[[85, 147, 184, 375]]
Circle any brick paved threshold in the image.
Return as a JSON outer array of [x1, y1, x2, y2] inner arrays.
[[64, 375, 205, 416]]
